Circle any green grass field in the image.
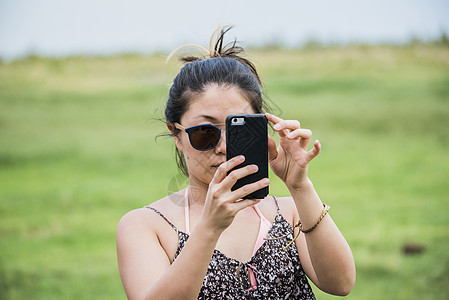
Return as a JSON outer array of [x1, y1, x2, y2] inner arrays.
[[1, 44, 448, 299]]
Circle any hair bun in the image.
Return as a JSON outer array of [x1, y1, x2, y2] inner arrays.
[[166, 26, 262, 85]]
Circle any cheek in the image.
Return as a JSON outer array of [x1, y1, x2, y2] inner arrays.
[[185, 151, 215, 175], [175, 132, 190, 152]]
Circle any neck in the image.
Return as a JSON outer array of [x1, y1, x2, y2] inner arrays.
[[186, 176, 209, 207]]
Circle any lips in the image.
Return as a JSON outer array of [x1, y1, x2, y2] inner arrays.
[[212, 161, 225, 168]]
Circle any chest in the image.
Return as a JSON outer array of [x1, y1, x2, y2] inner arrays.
[[160, 207, 267, 263], [215, 209, 263, 262], [176, 215, 316, 299]]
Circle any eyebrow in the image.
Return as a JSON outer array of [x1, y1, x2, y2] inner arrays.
[[194, 115, 220, 122]]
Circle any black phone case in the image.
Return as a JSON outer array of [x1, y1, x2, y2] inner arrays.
[[226, 114, 268, 199]]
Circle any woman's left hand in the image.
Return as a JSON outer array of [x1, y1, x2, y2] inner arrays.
[[266, 113, 321, 191]]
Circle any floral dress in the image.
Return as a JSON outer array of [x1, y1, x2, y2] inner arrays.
[[146, 197, 316, 299]]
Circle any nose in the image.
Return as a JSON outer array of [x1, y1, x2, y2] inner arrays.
[[214, 131, 226, 155]]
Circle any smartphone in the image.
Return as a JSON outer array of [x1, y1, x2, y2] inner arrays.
[[226, 114, 268, 199]]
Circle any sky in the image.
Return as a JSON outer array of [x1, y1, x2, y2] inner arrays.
[[0, 0, 448, 60]]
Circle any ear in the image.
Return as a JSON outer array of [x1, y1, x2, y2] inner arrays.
[[167, 123, 183, 152]]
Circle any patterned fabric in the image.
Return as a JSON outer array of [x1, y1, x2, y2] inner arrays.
[[146, 199, 316, 299]]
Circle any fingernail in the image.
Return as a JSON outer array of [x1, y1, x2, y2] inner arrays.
[[263, 178, 270, 185], [251, 165, 258, 171], [287, 132, 294, 138], [273, 124, 281, 130], [237, 155, 245, 161]]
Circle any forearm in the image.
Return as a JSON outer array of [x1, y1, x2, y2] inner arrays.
[[289, 179, 356, 295], [144, 225, 219, 300]]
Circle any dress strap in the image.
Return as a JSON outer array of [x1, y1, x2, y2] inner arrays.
[[184, 188, 191, 235], [252, 204, 273, 256], [252, 205, 272, 227], [272, 196, 281, 213], [145, 206, 178, 233]]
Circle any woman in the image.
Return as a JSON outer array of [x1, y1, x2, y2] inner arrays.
[[117, 27, 356, 299]]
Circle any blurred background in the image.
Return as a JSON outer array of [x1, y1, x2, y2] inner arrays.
[[1, 0, 449, 59], [1, 0, 448, 299]]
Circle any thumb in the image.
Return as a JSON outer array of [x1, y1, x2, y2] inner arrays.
[[306, 140, 321, 162], [268, 135, 278, 162], [232, 198, 262, 213]]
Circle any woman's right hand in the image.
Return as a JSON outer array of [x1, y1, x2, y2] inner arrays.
[[199, 155, 270, 234]]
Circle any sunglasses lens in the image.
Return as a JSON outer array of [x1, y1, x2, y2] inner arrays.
[[189, 125, 220, 150]]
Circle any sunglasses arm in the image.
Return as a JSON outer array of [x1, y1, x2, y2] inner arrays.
[[173, 123, 186, 131]]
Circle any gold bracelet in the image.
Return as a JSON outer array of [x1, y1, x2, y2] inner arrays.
[[296, 203, 330, 233], [281, 203, 330, 250]]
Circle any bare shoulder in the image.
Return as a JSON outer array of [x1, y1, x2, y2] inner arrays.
[[118, 192, 184, 236], [117, 207, 153, 232], [257, 195, 298, 225], [116, 194, 183, 299], [116, 208, 160, 251], [119, 189, 184, 226], [274, 196, 299, 224]]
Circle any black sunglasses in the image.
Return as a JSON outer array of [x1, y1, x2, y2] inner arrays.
[[174, 123, 225, 151]]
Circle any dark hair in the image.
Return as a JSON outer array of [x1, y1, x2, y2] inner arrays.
[[165, 27, 270, 176]]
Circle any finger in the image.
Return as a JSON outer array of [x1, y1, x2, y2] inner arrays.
[[212, 155, 245, 183], [268, 135, 278, 162], [231, 178, 270, 203], [273, 120, 300, 138], [265, 113, 288, 137], [286, 128, 312, 149], [232, 198, 262, 213], [306, 140, 321, 162], [220, 164, 261, 190], [274, 120, 301, 132], [265, 112, 283, 124], [286, 128, 312, 140]]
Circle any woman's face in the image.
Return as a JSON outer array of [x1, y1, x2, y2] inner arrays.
[[175, 84, 255, 187]]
